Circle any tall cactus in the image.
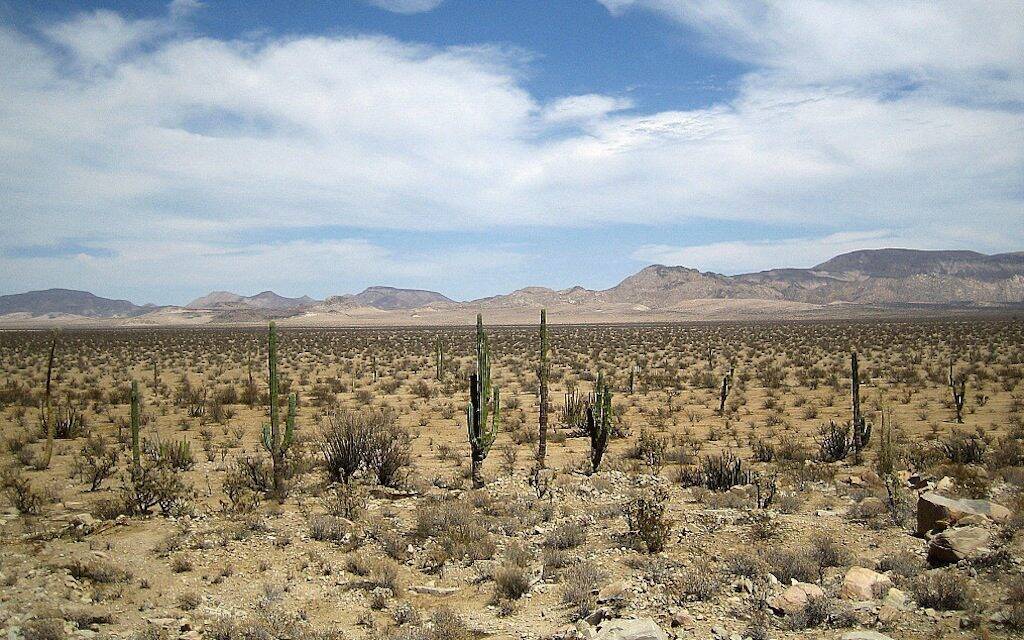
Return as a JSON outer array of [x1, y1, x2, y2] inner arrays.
[[39, 331, 58, 469], [952, 377, 966, 424], [537, 309, 549, 468], [851, 351, 871, 455], [261, 322, 295, 498], [718, 366, 734, 415], [586, 373, 612, 474], [435, 336, 444, 381], [467, 314, 499, 489], [130, 379, 141, 478]]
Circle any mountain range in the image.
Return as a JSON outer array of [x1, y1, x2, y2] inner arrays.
[[2, 249, 1022, 326]]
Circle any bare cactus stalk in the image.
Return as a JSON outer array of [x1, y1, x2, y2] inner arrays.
[[537, 309, 548, 468], [586, 372, 612, 474], [851, 351, 871, 457], [130, 379, 141, 478], [718, 366, 734, 415], [39, 331, 58, 470], [952, 377, 966, 424], [435, 336, 444, 381]]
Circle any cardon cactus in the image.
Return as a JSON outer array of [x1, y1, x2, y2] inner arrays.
[[586, 372, 612, 474], [537, 309, 549, 468], [131, 379, 141, 477], [467, 314, 499, 488], [261, 322, 295, 498]]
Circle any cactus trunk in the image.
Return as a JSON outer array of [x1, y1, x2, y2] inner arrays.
[[39, 332, 57, 469], [130, 379, 141, 477], [537, 309, 548, 468], [467, 314, 499, 489], [262, 322, 295, 498]]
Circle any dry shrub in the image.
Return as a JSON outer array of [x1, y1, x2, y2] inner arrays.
[[624, 486, 672, 553], [559, 560, 605, 621], [910, 570, 974, 610]]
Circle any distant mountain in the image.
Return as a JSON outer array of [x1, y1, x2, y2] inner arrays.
[[187, 291, 318, 310], [474, 249, 1024, 308], [322, 286, 453, 310], [3, 249, 1022, 325], [0, 288, 145, 317]]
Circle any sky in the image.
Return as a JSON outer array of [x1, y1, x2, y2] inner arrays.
[[0, 0, 1021, 304]]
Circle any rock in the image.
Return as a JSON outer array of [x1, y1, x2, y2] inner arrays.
[[927, 526, 991, 565], [840, 566, 892, 600], [877, 605, 903, 625], [595, 617, 669, 640], [597, 581, 627, 603], [882, 587, 907, 609], [408, 584, 459, 596], [585, 607, 612, 626], [916, 492, 1010, 536], [768, 582, 824, 615], [842, 632, 896, 640], [670, 610, 694, 627]]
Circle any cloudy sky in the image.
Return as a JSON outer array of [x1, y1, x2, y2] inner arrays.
[[1, 0, 1021, 304]]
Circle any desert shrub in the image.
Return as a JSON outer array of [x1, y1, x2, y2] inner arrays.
[[631, 429, 667, 470], [308, 515, 350, 542], [559, 560, 605, 621], [1, 467, 49, 514], [429, 607, 472, 640], [323, 483, 367, 520], [415, 497, 495, 567], [624, 485, 672, 553], [67, 559, 132, 583], [72, 435, 119, 491], [492, 563, 531, 601], [910, 570, 974, 610], [763, 546, 817, 584], [751, 439, 775, 462], [365, 412, 412, 487], [120, 461, 192, 516], [810, 534, 853, 581], [877, 551, 924, 583], [146, 437, 194, 471], [788, 596, 852, 630], [672, 562, 719, 602], [724, 549, 767, 579], [221, 459, 264, 514], [816, 421, 852, 462], [938, 430, 987, 465], [177, 591, 200, 611], [543, 521, 586, 550], [23, 613, 66, 640]]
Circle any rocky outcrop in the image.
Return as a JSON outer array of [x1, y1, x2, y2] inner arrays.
[[916, 492, 1010, 536], [927, 526, 992, 565], [840, 567, 892, 600], [768, 582, 825, 615]]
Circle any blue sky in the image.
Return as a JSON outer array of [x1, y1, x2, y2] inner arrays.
[[0, 0, 1021, 304]]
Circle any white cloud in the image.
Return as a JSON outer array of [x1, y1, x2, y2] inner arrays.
[[361, 0, 445, 14], [541, 94, 634, 124], [597, 1, 1024, 97], [634, 231, 914, 274], [41, 10, 166, 67], [0, 1, 1021, 296]]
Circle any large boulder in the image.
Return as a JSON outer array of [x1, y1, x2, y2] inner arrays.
[[840, 566, 893, 600], [768, 582, 825, 615], [927, 526, 991, 565], [916, 492, 1010, 536], [595, 618, 669, 640]]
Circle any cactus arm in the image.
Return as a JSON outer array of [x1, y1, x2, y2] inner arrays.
[[130, 379, 141, 477]]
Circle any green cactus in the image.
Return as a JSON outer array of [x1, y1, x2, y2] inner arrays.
[[586, 372, 612, 474], [435, 336, 444, 381], [537, 309, 549, 468], [40, 331, 58, 470], [130, 379, 141, 478], [467, 314, 499, 489], [261, 322, 295, 498], [851, 351, 871, 456]]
